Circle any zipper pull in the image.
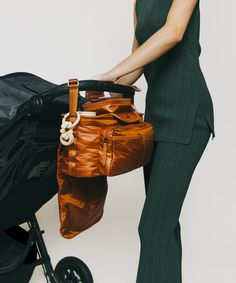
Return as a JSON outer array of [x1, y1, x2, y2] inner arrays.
[[101, 138, 108, 165]]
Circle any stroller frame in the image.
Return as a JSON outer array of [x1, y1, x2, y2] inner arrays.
[[25, 213, 94, 283], [27, 214, 60, 283]]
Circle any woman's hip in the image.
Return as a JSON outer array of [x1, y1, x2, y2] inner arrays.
[[143, 103, 211, 195]]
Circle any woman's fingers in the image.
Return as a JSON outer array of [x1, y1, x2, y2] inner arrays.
[[84, 83, 141, 101], [131, 84, 142, 92]]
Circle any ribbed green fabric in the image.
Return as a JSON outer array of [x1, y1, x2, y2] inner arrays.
[[135, 0, 215, 144], [136, 103, 211, 283]]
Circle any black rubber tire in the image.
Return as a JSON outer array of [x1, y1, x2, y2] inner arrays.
[[54, 256, 93, 283]]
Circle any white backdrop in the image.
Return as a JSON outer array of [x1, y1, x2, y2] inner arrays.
[[0, 0, 235, 282]]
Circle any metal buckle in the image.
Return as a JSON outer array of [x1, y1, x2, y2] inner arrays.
[[68, 78, 79, 88]]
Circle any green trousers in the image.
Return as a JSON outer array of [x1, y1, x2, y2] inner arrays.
[[136, 103, 212, 283]]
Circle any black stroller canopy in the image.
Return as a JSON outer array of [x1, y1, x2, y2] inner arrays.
[[0, 72, 55, 120], [0, 72, 74, 127], [0, 72, 72, 218], [0, 71, 134, 128]]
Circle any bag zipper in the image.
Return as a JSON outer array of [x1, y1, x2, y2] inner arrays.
[[111, 123, 153, 139], [101, 126, 116, 166], [112, 131, 153, 140], [101, 138, 108, 165]]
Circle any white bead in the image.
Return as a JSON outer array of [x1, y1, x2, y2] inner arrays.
[[60, 130, 74, 146], [61, 121, 72, 129], [61, 133, 69, 140]]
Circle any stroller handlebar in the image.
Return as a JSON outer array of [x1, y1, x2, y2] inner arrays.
[[75, 79, 135, 95], [28, 79, 136, 114]]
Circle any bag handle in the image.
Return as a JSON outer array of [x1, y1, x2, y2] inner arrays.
[[68, 78, 79, 120]]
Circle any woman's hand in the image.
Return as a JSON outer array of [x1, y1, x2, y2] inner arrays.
[[85, 71, 116, 101], [85, 71, 141, 101]]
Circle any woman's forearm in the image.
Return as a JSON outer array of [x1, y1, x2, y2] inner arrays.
[[115, 67, 143, 85], [114, 32, 144, 85], [110, 24, 182, 80]]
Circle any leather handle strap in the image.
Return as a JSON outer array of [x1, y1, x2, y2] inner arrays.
[[68, 79, 79, 118]]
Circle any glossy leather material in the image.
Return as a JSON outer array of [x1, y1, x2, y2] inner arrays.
[[65, 84, 154, 176], [59, 112, 154, 177], [56, 163, 108, 239], [57, 79, 154, 238], [82, 97, 136, 114]]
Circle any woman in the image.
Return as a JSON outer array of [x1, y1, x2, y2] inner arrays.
[[86, 0, 216, 282]]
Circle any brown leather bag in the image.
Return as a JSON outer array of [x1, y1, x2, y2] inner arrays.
[[58, 79, 154, 178], [56, 78, 154, 238]]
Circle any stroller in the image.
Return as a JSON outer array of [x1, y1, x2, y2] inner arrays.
[[0, 72, 134, 283]]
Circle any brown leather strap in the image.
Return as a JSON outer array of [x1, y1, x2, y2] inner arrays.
[[68, 79, 79, 120]]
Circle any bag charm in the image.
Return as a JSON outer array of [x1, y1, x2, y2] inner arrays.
[[60, 112, 80, 146], [60, 110, 97, 146]]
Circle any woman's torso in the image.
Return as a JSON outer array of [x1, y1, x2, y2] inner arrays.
[[135, 0, 215, 144]]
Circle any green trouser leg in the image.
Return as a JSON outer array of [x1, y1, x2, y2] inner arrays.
[[136, 104, 211, 283]]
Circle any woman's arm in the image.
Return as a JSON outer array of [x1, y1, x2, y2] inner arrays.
[[114, 0, 144, 86], [86, 0, 142, 101], [86, 0, 198, 100], [110, 0, 198, 81]]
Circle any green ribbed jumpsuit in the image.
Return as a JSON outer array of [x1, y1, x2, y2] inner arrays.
[[135, 0, 216, 282]]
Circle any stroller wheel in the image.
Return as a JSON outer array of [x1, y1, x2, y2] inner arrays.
[[54, 256, 93, 283]]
